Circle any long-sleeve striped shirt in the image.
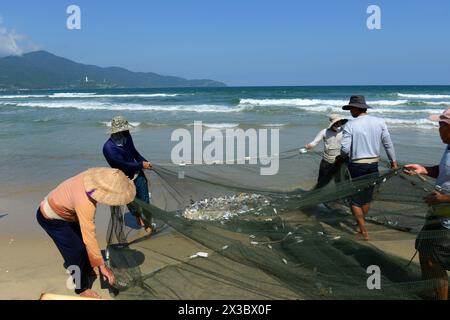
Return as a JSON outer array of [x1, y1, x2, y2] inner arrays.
[[341, 115, 396, 162]]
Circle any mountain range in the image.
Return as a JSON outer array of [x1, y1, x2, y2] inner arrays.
[[0, 51, 226, 89]]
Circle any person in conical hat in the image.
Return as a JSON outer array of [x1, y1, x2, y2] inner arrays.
[[103, 116, 154, 234], [304, 113, 348, 189], [36, 168, 136, 299]]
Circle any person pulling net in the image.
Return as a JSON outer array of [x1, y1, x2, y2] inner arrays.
[[105, 147, 448, 300]]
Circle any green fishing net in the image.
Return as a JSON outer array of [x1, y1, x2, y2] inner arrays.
[[106, 149, 449, 300]]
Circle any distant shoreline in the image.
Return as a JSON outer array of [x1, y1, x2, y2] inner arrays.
[[2, 84, 450, 92]]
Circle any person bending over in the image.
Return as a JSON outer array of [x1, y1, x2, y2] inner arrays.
[[36, 168, 135, 298]]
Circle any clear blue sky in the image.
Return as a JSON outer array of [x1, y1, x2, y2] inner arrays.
[[1, 0, 449, 86]]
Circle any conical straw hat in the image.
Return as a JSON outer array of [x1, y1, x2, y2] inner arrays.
[[83, 168, 136, 205]]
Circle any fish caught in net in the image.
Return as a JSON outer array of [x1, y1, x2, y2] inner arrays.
[[182, 193, 276, 221], [105, 149, 449, 300]]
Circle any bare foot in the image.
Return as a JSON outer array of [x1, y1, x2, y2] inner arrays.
[[79, 289, 101, 299], [356, 231, 369, 241], [136, 217, 153, 235], [362, 232, 369, 241]]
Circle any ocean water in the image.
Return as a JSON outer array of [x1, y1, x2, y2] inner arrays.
[[0, 86, 449, 194]]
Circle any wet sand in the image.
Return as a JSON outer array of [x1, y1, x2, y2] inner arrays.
[[0, 185, 421, 299]]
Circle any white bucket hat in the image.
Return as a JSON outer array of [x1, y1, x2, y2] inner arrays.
[[83, 168, 136, 205], [328, 114, 348, 129]]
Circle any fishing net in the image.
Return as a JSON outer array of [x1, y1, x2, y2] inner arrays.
[[106, 149, 449, 300]]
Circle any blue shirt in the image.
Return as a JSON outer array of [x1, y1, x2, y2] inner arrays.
[[341, 115, 396, 162], [435, 145, 450, 229], [103, 135, 147, 179]]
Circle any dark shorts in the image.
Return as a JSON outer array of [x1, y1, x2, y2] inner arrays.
[[347, 162, 379, 207], [415, 217, 450, 270]]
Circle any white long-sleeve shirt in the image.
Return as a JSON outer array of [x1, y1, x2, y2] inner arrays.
[[308, 128, 343, 163], [341, 115, 396, 162]]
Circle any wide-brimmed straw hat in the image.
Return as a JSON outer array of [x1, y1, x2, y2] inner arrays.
[[83, 168, 136, 205], [342, 95, 372, 110], [110, 116, 134, 134], [430, 107, 450, 126], [328, 114, 348, 129]]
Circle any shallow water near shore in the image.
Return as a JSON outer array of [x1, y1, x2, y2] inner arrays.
[[0, 86, 448, 232]]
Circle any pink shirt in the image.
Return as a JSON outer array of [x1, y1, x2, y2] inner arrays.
[[40, 172, 104, 268]]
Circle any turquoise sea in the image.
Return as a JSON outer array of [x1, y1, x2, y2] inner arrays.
[[1, 85, 449, 194]]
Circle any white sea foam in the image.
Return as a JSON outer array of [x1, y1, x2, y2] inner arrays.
[[102, 93, 179, 98], [420, 101, 450, 106], [49, 93, 97, 98], [186, 123, 289, 129], [4, 99, 444, 116], [145, 123, 171, 127], [49, 93, 179, 98], [13, 101, 241, 113], [202, 123, 240, 128], [239, 98, 347, 107], [239, 98, 409, 107], [369, 108, 442, 114], [0, 95, 47, 99], [0, 93, 179, 99], [296, 105, 443, 115], [33, 117, 54, 123], [398, 93, 450, 99], [383, 118, 437, 129], [262, 123, 287, 127], [371, 100, 409, 106]]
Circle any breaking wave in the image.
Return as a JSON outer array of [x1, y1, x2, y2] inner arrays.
[[48, 93, 180, 98], [11, 101, 241, 113], [0, 93, 180, 99], [239, 98, 410, 107], [384, 118, 437, 129], [397, 93, 450, 99], [295, 105, 443, 115]]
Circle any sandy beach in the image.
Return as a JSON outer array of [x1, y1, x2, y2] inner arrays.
[[0, 189, 107, 299], [0, 183, 421, 300], [2, 0, 450, 303], [0, 187, 209, 299]]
